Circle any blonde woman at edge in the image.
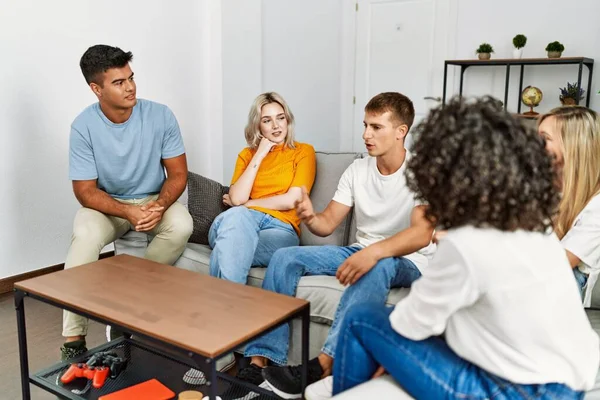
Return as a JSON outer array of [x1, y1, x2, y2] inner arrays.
[[538, 106, 600, 305], [184, 92, 316, 385]]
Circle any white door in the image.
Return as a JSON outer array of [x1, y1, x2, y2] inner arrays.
[[350, 0, 457, 151]]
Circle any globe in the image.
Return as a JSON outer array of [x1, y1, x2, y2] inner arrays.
[[521, 86, 543, 116]]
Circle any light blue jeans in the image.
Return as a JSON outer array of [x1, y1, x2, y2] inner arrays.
[[573, 268, 588, 301], [244, 245, 421, 365], [333, 303, 583, 399], [208, 207, 299, 284]]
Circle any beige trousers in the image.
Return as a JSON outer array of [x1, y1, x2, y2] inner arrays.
[[62, 195, 193, 337]]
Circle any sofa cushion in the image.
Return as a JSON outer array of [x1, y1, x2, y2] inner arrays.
[[300, 152, 362, 247], [175, 243, 212, 274], [586, 310, 600, 399], [588, 273, 600, 308], [187, 172, 230, 245], [332, 374, 412, 399]]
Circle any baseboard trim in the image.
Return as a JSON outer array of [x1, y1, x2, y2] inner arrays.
[[0, 251, 115, 295]]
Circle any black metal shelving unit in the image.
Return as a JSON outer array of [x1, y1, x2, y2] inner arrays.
[[442, 57, 594, 114]]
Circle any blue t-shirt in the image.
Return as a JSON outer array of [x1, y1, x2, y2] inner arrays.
[[69, 99, 185, 199]]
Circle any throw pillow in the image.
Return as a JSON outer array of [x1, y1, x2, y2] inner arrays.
[[187, 171, 230, 245]]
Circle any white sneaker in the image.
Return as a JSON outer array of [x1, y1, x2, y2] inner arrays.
[[305, 376, 333, 400], [183, 352, 236, 385]]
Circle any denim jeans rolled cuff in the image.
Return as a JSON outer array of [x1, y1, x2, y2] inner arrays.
[[321, 345, 335, 359], [573, 267, 589, 300], [244, 347, 288, 366]]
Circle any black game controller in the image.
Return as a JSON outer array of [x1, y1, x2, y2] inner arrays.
[[86, 350, 128, 379]]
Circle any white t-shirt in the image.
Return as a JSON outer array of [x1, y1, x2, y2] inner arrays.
[[561, 194, 600, 275], [561, 194, 600, 306], [332, 153, 433, 272], [390, 226, 599, 391]]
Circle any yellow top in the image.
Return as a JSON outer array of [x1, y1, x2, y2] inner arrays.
[[231, 142, 316, 235]]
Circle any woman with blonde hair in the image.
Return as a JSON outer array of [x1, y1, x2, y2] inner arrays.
[[209, 92, 316, 283], [538, 105, 600, 304], [183, 92, 315, 385]]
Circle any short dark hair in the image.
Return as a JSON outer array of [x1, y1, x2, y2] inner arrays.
[[365, 92, 415, 130], [79, 45, 133, 85], [406, 96, 559, 232]]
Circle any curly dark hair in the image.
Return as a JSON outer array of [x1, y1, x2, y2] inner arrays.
[[80, 45, 133, 85], [365, 92, 415, 130], [406, 96, 559, 232]]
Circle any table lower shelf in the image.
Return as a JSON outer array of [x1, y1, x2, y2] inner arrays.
[[31, 337, 277, 400]]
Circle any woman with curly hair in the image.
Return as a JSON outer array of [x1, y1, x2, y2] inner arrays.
[[305, 97, 599, 399], [538, 106, 600, 304]]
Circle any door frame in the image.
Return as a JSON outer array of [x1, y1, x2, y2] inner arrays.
[[339, 0, 460, 152]]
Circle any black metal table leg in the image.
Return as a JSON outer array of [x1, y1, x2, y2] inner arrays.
[[576, 61, 583, 105], [517, 64, 525, 114], [442, 62, 448, 105], [301, 306, 310, 396], [459, 66, 466, 98], [586, 63, 593, 108], [504, 64, 511, 110], [15, 290, 31, 400], [209, 358, 217, 400]]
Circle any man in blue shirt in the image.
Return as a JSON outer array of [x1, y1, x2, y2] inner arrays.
[[61, 45, 193, 360]]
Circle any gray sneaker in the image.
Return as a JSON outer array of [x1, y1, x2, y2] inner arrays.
[[183, 352, 236, 385]]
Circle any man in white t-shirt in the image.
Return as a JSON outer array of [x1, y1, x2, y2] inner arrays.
[[229, 93, 435, 400]]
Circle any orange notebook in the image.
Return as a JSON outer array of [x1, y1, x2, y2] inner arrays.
[[98, 379, 175, 400]]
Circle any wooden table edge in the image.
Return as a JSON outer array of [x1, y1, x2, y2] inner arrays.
[[14, 282, 310, 359]]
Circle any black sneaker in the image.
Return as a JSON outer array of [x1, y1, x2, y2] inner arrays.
[[261, 358, 323, 399], [60, 340, 88, 361], [221, 364, 271, 400]]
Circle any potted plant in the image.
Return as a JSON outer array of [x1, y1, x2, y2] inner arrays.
[[512, 34, 527, 59], [559, 82, 585, 105], [476, 43, 494, 60], [546, 41, 565, 58]]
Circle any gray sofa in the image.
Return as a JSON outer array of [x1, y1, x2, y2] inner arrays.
[[114, 152, 412, 364]]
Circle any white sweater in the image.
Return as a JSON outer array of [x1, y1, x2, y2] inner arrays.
[[390, 226, 599, 391]]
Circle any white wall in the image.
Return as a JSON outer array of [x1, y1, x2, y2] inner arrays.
[[451, 0, 600, 113], [0, 0, 217, 278], [3, 0, 599, 278], [261, 0, 344, 151], [221, 0, 346, 184], [222, 0, 263, 184]]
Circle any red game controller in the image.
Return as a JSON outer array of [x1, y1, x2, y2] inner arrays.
[[60, 363, 109, 388]]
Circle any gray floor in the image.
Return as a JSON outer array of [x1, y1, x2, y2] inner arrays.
[[0, 292, 105, 399]]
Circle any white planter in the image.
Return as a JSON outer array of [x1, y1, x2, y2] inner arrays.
[[513, 48, 523, 59]]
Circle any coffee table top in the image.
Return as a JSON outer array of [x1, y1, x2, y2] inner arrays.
[[14, 254, 309, 358]]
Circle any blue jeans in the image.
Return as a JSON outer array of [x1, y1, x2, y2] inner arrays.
[[208, 207, 299, 284], [333, 304, 583, 399], [244, 245, 421, 364], [573, 268, 588, 301]]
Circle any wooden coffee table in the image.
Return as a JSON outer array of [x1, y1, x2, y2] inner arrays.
[[14, 254, 310, 400]]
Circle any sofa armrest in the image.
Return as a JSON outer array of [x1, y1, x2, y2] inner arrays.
[[332, 375, 412, 400]]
